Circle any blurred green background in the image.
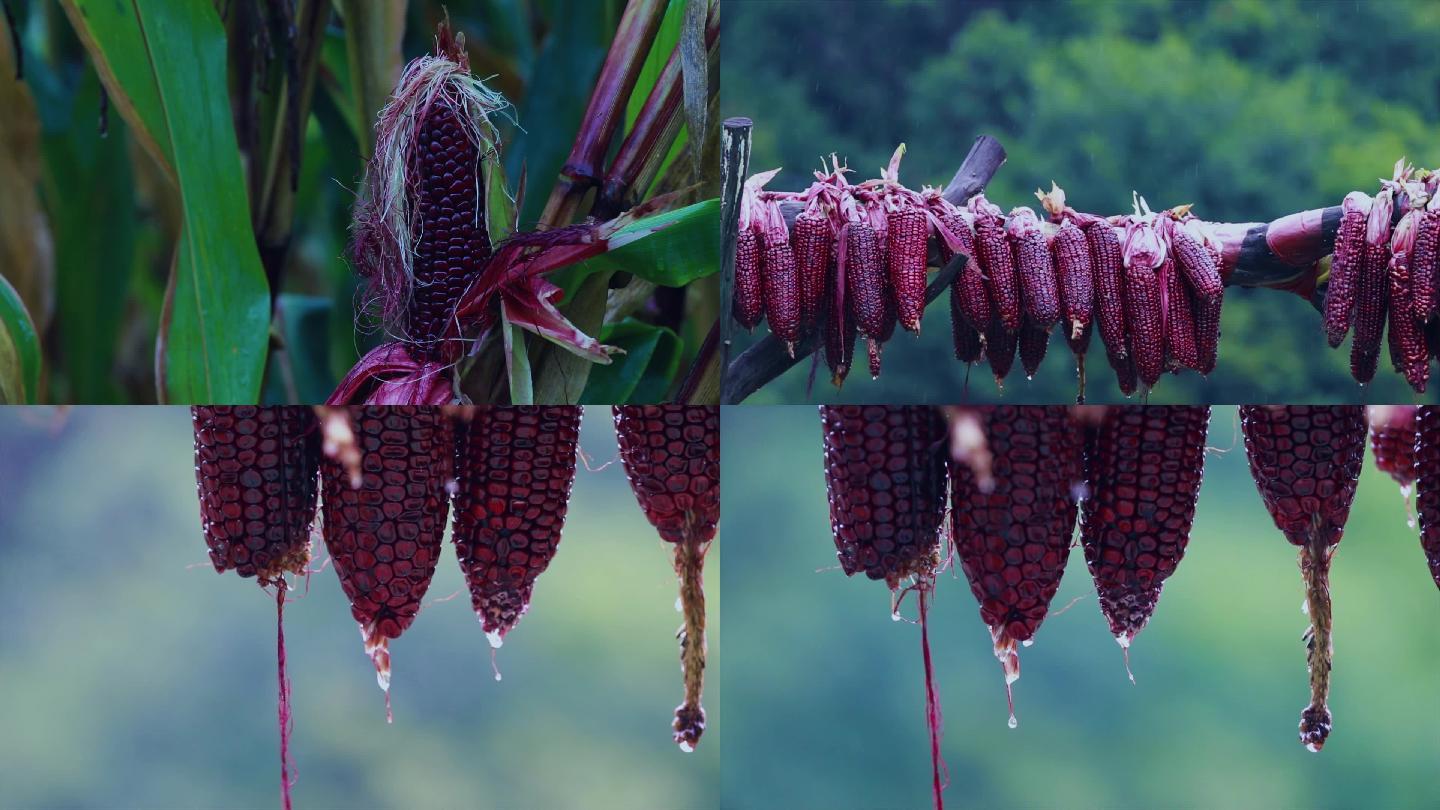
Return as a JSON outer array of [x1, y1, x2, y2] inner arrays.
[[0, 407, 718, 809], [721, 406, 1438, 808], [722, 0, 1440, 404]]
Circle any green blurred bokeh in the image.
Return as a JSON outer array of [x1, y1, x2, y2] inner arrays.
[[722, 0, 1440, 405], [721, 406, 1437, 808], [0, 407, 718, 809]]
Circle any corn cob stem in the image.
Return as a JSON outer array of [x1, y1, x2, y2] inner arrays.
[[1297, 535, 1335, 752], [673, 531, 709, 752], [275, 580, 294, 810]]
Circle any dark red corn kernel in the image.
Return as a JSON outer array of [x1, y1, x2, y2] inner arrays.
[[1414, 407, 1440, 590], [1369, 405, 1417, 490], [1238, 405, 1366, 752], [1412, 211, 1440, 323], [888, 205, 931, 333], [1170, 225, 1222, 302], [406, 104, 490, 360], [1007, 208, 1061, 329], [951, 407, 1080, 707], [452, 406, 582, 645], [733, 228, 764, 330], [1124, 262, 1165, 388], [1052, 220, 1094, 338], [845, 220, 890, 340], [1081, 406, 1209, 644], [950, 286, 983, 363], [793, 209, 833, 337], [820, 405, 947, 587], [322, 406, 453, 690], [1087, 222, 1128, 360], [614, 405, 719, 751], [1018, 320, 1049, 379], [943, 215, 992, 331], [762, 231, 802, 349], [193, 406, 321, 582], [1323, 192, 1371, 348], [984, 316, 1018, 386], [1163, 259, 1199, 371]]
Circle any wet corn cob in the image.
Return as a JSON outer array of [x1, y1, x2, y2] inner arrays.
[[1108, 353, 1138, 397], [820, 402, 949, 808], [733, 227, 764, 330], [1163, 259, 1199, 371], [322, 406, 453, 694], [1124, 262, 1165, 388], [1052, 220, 1093, 340], [845, 218, 890, 340], [1018, 321, 1050, 379], [193, 406, 321, 582], [1415, 406, 1440, 589], [1413, 211, 1440, 323], [761, 201, 801, 352], [950, 304, 983, 363], [942, 213, 991, 331], [1368, 405, 1417, 491], [1193, 279, 1223, 375], [614, 405, 720, 752], [951, 406, 1080, 724], [888, 203, 931, 333], [1007, 207, 1060, 329], [1323, 192, 1373, 348], [1081, 406, 1210, 651], [821, 405, 947, 586], [793, 204, 834, 338], [972, 196, 1022, 332], [1349, 190, 1395, 383], [1389, 211, 1428, 392], [192, 405, 320, 810], [985, 316, 1018, 387], [451, 406, 582, 647], [1087, 222, 1128, 360], [1238, 405, 1365, 752], [1170, 223, 1222, 303]]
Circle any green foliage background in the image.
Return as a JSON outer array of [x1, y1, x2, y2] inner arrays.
[[722, 0, 1440, 404], [720, 406, 1438, 808], [0, 408, 719, 808]]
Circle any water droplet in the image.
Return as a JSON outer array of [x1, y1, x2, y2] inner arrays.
[[494, 671, 503, 682], [675, 596, 683, 613], [1305, 742, 1321, 753], [1021, 638, 1034, 648], [678, 741, 695, 753], [1007, 713, 1018, 729], [486, 630, 504, 649], [1115, 633, 1131, 649], [891, 611, 903, 622], [1301, 599, 1309, 616]]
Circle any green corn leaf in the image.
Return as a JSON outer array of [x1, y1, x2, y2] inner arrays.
[[0, 272, 41, 403], [501, 301, 535, 405], [62, 0, 270, 403], [581, 318, 680, 404], [552, 199, 719, 299]]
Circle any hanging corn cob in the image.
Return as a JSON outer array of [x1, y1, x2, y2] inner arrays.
[[321, 406, 453, 713], [760, 197, 802, 354], [1415, 406, 1440, 590], [821, 405, 948, 810], [950, 406, 1080, 728], [193, 406, 321, 810], [1368, 404, 1417, 495], [451, 406, 582, 648], [1239, 405, 1366, 752], [614, 405, 720, 752], [1081, 405, 1210, 670]]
